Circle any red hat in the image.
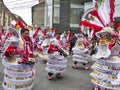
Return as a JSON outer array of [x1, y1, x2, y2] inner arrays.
[[5, 45, 17, 57], [47, 44, 57, 54]]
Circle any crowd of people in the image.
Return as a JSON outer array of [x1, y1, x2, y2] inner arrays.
[[0, 0, 120, 89], [0, 23, 98, 89], [0, 21, 120, 90]]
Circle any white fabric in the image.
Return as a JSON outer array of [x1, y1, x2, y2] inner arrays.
[[89, 14, 104, 27], [29, 30, 35, 42], [2, 83, 33, 90], [46, 54, 67, 74], [2, 59, 33, 70], [92, 44, 111, 60], [72, 47, 89, 63], [4, 68, 35, 77], [4, 76, 35, 86], [29, 30, 35, 38], [45, 68, 65, 74], [91, 50, 120, 89], [97, 0, 110, 26], [111, 40, 120, 56], [60, 34, 67, 45], [51, 38, 60, 46]]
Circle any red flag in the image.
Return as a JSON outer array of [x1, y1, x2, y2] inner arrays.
[[17, 19, 25, 29], [33, 27, 41, 39], [14, 19, 25, 30]]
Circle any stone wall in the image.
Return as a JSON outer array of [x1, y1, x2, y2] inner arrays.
[[32, 3, 45, 26]]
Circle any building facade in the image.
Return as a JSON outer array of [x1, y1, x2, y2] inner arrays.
[[0, 0, 18, 26], [32, 0, 92, 32], [32, 0, 120, 33], [32, 2, 45, 27], [0, 0, 27, 27]]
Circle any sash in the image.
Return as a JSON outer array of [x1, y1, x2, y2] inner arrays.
[[21, 36, 34, 61]]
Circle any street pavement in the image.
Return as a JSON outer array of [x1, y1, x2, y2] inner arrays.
[[0, 56, 94, 90]]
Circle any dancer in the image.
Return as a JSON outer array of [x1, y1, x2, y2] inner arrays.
[[2, 27, 36, 90], [90, 27, 120, 90], [46, 33, 68, 80], [2, 27, 43, 90], [72, 33, 90, 70], [79, 0, 120, 89]]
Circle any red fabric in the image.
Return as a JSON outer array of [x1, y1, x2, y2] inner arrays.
[[21, 36, 34, 62], [33, 27, 41, 39], [110, 0, 115, 22], [109, 42, 115, 50], [83, 41, 88, 47], [113, 31, 119, 38], [118, 51, 120, 58], [54, 28, 59, 32], [14, 19, 25, 29], [79, 20, 102, 36], [67, 33, 73, 42], [116, 24, 120, 30], [34, 43, 42, 52], [79, 30, 83, 33], [42, 30, 46, 36], [91, 10, 105, 27], [62, 43, 70, 48], [92, 85, 100, 90], [109, 31, 118, 50], [5, 45, 17, 57], [108, 39, 116, 50], [57, 39, 63, 46], [79, 20, 103, 30], [47, 44, 57, 54], [17, 19, 25, 29]]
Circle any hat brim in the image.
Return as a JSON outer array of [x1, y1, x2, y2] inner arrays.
[[96, 27, 114, 38], [9, 27, 19, 38]]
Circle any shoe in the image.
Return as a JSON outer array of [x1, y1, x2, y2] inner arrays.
[[83, 66, 90, 70], [56, 75, 62, 78], [72, 64, 78, 69], [47, 76, 53, 80]]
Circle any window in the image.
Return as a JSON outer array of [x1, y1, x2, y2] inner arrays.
[[45, 0, 53, 27], [70, 0, 84, 27], [53, 0, 60, 23]]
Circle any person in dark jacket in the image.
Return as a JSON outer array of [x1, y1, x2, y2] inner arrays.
[[69, 34, 77, 55]]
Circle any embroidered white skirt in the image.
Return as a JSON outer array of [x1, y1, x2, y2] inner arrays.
[[2, 57, 35, 90], [72, 48, 88, 63], [46, 54, 67, 74]]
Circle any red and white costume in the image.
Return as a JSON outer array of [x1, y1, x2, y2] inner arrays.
[[2, 27, 36, 90], [91, 28, 120, 90], [19, 36, 34, 62], [72, 34, 89, 64], [45, 37, 67, 76], [79, 0, 120, 89]]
